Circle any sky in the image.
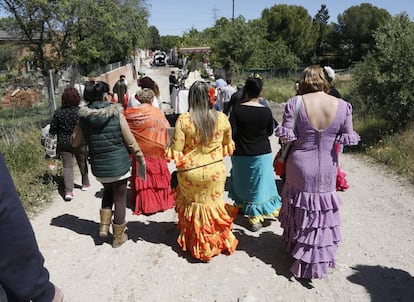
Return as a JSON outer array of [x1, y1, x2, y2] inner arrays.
[[148, 0, 414, 36]]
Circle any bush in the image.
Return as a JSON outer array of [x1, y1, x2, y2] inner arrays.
[[352, 14, 414, 131], [0, 126, 58, 216], [366, 124, 414, 183]]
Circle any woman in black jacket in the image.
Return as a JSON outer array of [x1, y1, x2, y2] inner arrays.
[[49, 87, 90, 201]]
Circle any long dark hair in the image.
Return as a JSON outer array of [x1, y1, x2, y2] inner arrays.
[[83, 81, 110, 103]]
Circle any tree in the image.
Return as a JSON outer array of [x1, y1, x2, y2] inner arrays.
[[181, 27, 209, 48], [353, 14, 414, 130], [261, 4, 318, 63], [0, 0, 150, 76], [0, 16, 15, 30], [209, 17, 259, 80], [70, 0, 150, 73], [244, 19, 299, 72], [337, 3, 391, 64], [313, 4, 330, 61], [0, 43, 19, 71], [148, 25, 161, 50], [160, 35, 181, 52], [0, 0, 149, 116]]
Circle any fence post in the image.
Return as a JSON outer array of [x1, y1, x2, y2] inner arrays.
[[48, 70, 57, 117]]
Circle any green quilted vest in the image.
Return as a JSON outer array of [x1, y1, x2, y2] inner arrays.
[[79, 102, 131, 178]]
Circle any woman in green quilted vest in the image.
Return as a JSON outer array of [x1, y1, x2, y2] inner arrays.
[[71, 81, 145, 248]]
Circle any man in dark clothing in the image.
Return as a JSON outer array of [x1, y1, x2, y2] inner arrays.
[[0, 153, 63, 302], [113, 75, 127, 95], [223, 84, 244, 115], [169, 71, 178, 94]]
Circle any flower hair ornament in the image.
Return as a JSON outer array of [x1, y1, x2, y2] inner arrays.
[[248, 73, 263, 81], [323, 66, 335, 82]]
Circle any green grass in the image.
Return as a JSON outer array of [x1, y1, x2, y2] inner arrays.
[[0, 123, 59, 217], [263, 77, 297, 103], [0, 99, 52, 128], [364, 124, 414, 183]]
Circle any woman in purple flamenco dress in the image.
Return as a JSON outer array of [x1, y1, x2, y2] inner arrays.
[[275, 65, 360, 280]]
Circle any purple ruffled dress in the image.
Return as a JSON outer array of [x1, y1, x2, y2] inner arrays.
[[275, 96, 360, 279]]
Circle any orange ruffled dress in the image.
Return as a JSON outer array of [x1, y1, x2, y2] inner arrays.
[[167, 112, 238, 261], [124, 104, 175, 215]]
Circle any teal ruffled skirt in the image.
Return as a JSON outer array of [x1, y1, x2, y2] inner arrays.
[[229, 153, 281, 218]]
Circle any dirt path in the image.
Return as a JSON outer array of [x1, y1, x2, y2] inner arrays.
[[30, 65, 414, 302]]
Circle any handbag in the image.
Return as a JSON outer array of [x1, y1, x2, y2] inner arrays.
[[274, 96, 302, 176], [41, 124, 57, 159]]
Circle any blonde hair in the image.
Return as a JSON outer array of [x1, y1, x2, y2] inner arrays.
[[137, 88, 154, 104], [188, 81, 217, 144], [298, 65, 330, 94]]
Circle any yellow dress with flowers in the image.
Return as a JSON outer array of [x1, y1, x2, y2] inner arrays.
[[167, 111, 238, 261]]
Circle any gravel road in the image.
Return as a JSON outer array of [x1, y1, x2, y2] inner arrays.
[[30, 63, 414, 302]]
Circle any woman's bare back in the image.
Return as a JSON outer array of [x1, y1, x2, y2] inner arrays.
[[302, 91, 339, 131]]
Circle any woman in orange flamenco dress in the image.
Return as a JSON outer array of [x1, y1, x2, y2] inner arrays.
[[167, 81, 238, 262], [124, 88, 174, 215]]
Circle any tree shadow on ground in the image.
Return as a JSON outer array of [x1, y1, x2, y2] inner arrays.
[[50, 214, 108, 246], [347, 264, 414, 302]]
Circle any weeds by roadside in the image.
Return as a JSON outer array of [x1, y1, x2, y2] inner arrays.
[[0, 125, 59, 217]]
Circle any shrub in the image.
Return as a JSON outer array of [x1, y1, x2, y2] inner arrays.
[[0, 126, 58, 216], [352, 14, 414, 131]]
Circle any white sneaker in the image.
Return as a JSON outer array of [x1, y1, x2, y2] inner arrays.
[[64, 192, 73, 201], [81, 184, 91, 191]]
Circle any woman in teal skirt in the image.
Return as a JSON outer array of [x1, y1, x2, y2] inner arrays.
[[228, 74, 281, 231]]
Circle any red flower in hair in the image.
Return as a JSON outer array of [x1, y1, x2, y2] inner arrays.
[[208, 86, 216, 107]]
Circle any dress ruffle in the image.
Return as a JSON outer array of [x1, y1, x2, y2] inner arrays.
[[279, 191, 342, 279], [175, 195, 239, 262], [337, 132, 361, 145], [274, 125, 297, 141], [131, 158, 175, 215], [290, 257, 336, 279], [283, 190, 342, 211], [242, 195, 282, 218]]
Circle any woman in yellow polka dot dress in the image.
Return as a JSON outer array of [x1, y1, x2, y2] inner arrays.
[[167, 81, 238, 262]]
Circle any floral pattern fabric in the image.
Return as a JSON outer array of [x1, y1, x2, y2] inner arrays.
[[167, 112, 238, 261]]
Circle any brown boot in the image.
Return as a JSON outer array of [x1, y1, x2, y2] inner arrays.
[[112, 222, 128, 248], [99, 209, 113, 237]]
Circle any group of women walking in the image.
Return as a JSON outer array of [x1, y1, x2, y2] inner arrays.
[[50, 65, 359, 281]]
